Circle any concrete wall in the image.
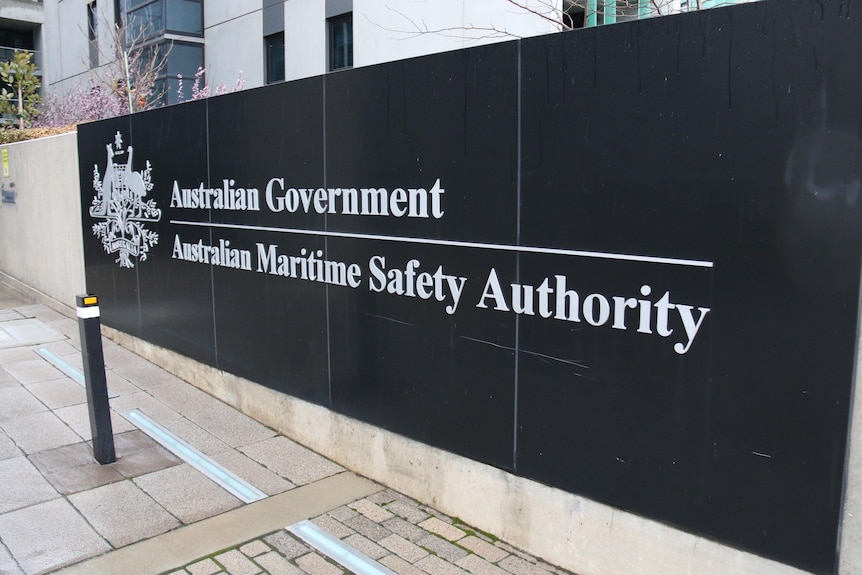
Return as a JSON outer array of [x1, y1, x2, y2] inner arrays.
[[3, 80, 862, 575], [0, 132, 86, 310], [104, 323, 820, 575], [0, 0, 44, 25]]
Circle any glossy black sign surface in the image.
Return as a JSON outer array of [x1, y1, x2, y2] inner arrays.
[[78, 2, 862, 572]]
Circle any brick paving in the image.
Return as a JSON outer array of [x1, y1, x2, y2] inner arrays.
[[162, 490, 571, 575]]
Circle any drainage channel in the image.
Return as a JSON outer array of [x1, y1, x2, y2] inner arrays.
[[123, 408, 267, 504], [36, 347, 118, 398], [288, 519, 398, 575]]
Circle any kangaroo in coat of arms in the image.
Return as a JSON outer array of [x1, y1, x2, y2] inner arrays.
[[91, 131, 161, 268]]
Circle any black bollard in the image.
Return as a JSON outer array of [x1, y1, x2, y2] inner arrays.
[[76, 295, 116, 464]]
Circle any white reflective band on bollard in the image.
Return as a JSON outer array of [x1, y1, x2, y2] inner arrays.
[[77, 306, 100, 319]]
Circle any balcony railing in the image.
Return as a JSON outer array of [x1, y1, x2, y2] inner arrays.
[[0, 46, 41, 74]]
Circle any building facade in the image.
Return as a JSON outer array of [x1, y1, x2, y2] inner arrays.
[[39, 0, 752, 104], [0, 0, 44, 122]]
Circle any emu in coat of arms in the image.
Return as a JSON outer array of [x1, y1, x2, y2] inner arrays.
[[91, 131, 161, 268]]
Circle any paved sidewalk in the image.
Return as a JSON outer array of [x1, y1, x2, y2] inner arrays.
[[0, 281, 575, 575]]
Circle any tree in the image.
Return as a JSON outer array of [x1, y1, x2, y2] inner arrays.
[[378, 0, 712, 41], [96, 20, 171, 113], [176, 67, 246, 102], [0, 51, 41, 129], [36, 78, 127, 128], [36, 10, 170, 127]]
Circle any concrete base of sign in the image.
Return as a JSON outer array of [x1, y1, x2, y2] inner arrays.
[[101, 324, 816, 575]]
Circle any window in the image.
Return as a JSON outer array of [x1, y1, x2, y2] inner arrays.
[[126, 0, 165, 44], [328, 13, 352, 71], [265, 32, 285, 84], [562, 1, 585, 29], [88, 2, 99, 68], [166, 0, 203, 36]]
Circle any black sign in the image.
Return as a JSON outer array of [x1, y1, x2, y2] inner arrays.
[[78, 2, 862, 573]]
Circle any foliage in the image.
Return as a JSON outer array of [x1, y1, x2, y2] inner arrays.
[[176, 67, 246, 102], [89, 13, 170, 114], [36, 78, 127, 128], [0, 50, 41, 129], [0, 125, 75, 145]]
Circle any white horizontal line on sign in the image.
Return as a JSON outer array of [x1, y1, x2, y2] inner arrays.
[[169, 220, 714, 268]]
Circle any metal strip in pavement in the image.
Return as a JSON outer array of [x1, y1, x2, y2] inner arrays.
[[123, 408, 267, 503], [36, 347, 118, 398], [288, 519, 398, 575]]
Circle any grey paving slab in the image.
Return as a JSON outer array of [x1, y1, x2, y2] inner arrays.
[[102, 342, 149, 368], [40, 457, 126, 495], [31, 340, 79, 357], [419, 517, 467, 542], [115, 445, 182, 478], [380, 554, 428, 575], [114, 428, 165, 456], [69, 480, 182, 547], [27, 441, 93, 474], [416, 535, 470, 563], [0, 456, 60, 513], [417, 555, 470, 575], [254, 551, 305, 575], [1, 358, 63, 384], [457, 554, 510, 575], [111, 391, 183, 424], [13, 304, 66, 323], [0, 386, 47, 420], [379, 533, 430, 563], [239, 540, 271, 557], [213, 549, 262, 575], [343, 514, 393, 542], [327, 505, 359, 522], [296, 552, 344, 575], [27, 441, 126, 494], [112, 361, 189, 391], [0, 365, 16, 388], [0, 498, 111, 574], [0, 309, 24, 322], [0, 347, 38, 364], [187, 558, 223, 575], [53, 402, 136, 440], [105, 370, 144, 396], [185, 402, 277, 448], [158, 416, 233, 455], [0, 428, 22, 460], [350, 498, 396, 522], [311, 514, 356, 539], [496, 556, 553, 575], [148, 382, 220, 418], [0, 540, 24, 575], [0, 318, 66, 349], [264, 531, 312, 560], [382, 517, 429, 543], [134, 463, 242, 524], [343, 533, 388, 560], [385, 500, 430, 524], [211, 449, 295, 496], [239, 436, 343, 485], [459, 537, 509, 564], [26, 377, 86, 409], [46, 318, 81, 343], [0, 410, 81, 454]]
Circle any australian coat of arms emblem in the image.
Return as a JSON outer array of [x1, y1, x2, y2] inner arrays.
[[91, 131, 161, 268]]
